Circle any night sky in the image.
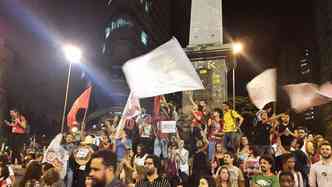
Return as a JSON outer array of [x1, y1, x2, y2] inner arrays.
[[0, 0, 316, 135]]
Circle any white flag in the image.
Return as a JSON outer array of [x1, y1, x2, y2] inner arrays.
[[42, 134, 69, 179], [122, 37, 204, 98], [246, 69, 277, 109], [115, 92, 141, 137], [284, 82, 332, 113]]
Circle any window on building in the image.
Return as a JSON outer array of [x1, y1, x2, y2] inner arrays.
[[141, 31, 148, 46]]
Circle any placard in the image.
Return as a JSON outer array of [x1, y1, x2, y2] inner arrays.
[[160, 121, 177, 133]]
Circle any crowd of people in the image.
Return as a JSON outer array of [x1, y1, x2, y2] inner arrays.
[[0, 99, 331, 187]]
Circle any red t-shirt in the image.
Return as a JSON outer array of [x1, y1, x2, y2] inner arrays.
[[192, 111, 203, 128]]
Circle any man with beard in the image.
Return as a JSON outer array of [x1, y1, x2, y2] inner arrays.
[[87, 150, 126, 187], [309, 142, 332, 187], [221, 152, 245, 187], [135, 155, 170, 187], [251, 155, 279, 187]]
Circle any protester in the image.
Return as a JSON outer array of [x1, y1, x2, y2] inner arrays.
[[309, 141, 332, 187], [0, 165, 10, 187], [280, 153, 304, 187], [221, 152, 245, 187], [88, 149, 126, 187], [222, 102, 243, 152], [215, 166, 232, 187], [19, 161, 43, 187], [251, 155, 279, 187], [135, 155, 170, 187], [279, 172, 295, 187]]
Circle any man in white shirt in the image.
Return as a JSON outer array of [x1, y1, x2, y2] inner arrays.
[[176, 139, 189, 187], [309, 142, 332, 187]]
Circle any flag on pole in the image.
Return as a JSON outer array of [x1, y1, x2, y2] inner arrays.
[[122, 37, 204, 98], [246, 69, 277, 109], [42, 134, 69, 179], [67, 87, 92, 128], [283, 82, 332, 113], [115, 92, 141, 137]]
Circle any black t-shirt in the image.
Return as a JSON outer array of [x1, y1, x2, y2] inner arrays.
[[277, 124, 294, 146], [253, 121, 272, 145]]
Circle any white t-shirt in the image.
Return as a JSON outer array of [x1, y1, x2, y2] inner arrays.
[[177, 148, 189, 175]]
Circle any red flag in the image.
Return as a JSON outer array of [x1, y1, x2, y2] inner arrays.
[[67, 87, 92, 128]]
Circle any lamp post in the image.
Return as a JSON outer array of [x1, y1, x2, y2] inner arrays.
[[61, 45, 82, 133], [231, 42, 243, 110]]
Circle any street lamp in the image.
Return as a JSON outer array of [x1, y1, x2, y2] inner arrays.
[[231, 42, 243, 110], [61, 45, 82, 133]]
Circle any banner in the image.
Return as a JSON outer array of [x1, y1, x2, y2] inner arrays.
[[122, 37, 204, 98], [246, 69, 277, 109], [42, 134, 69, 179], [283, 82, 332, 112], [67, 87, 92, 128]]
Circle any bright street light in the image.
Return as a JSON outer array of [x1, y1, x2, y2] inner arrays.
[[60, 44, 82, 133], [62, 45, 82, 64], [232, 42, 243, 54]]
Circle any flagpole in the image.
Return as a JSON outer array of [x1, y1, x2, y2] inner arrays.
[[80, 88, 91, 141], [61, 62, 72, 133]]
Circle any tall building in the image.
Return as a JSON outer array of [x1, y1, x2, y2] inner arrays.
[[94, 0, 173, 110], [314, 0, 332, 136]]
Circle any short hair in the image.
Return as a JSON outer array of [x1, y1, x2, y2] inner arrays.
[[295, 138, 304, 148], [259, 155, 275, 167], [279, 171, 294, 181], [91, 150, 117, 170], [319, 141, 332, 149], [43, 168, 60, 185], [213, 108, 223, 116], [224, 152, 236, 160], [145, 155, 161, 173], [281, 153, 294, 165], [222, 101, 232, 107]]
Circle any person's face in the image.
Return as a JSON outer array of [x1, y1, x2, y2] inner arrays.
[[280, 175, 295, 187], [222, 104, 230, 111], [199, 101, 206, 107], [320, 145, 332, 159], [10, 110, 17, 118], [223, 154, 233, 165], [261, 112, 268, 120], [137, 146, 142, 155], [307, 134, 314, 142], [213, 111, 219, 117], [198, 178, 209, 187], [100, 135, 109, 144], [260, 159, 272, 173], [219, 168, 229, 182], [144, 158, 156, 176], [216, 144, 223, 152], [65, 134, 74, 144], [286, 157, 296, 170], [89, 158, 107, 187], [281, 115, 290, 123], [179, 141, 184, 149], [241, 137, 249, 146], [297, 130, 306, 138]]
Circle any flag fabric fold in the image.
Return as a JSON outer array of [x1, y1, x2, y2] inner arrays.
[[67, 86, 92, 128], [283, 82, 332, 112], [42, 133, 69, 179], [122, 37, 204, 98], [246, 69, 277, 109], [115, 92, 141, 137]]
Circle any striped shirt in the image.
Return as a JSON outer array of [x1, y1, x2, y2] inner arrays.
[[135, 176, 171, 187]]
